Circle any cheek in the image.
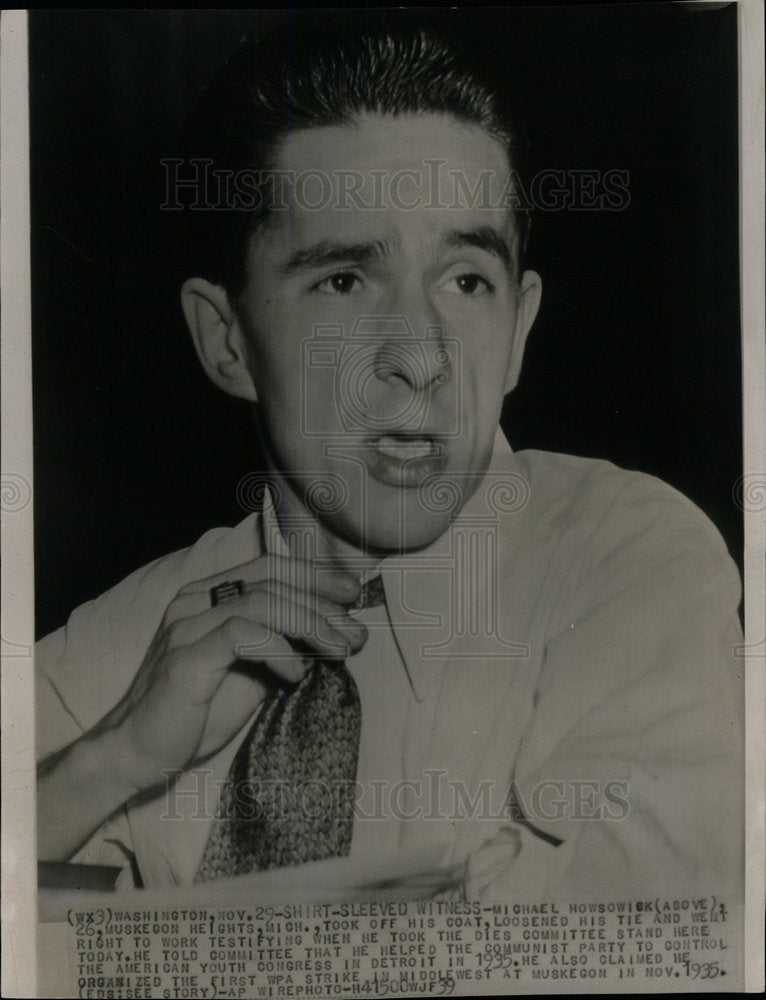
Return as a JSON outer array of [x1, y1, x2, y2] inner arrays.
[[240, 306, 301, 399], [461, 325, 514, 390]]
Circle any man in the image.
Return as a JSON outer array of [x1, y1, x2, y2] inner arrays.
[[36, 18, 743, 902]]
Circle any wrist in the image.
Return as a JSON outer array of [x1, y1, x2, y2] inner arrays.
[[36, 728, 139, 862], [80, 724, 144, 804]]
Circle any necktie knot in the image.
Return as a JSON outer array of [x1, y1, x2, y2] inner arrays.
[[351, 574, 386, 611]]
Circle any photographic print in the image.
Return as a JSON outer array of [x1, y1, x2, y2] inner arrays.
[[2, 3, 763, 996]]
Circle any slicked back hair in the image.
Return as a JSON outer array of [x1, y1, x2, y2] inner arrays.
[[176, 15, 530, 299]]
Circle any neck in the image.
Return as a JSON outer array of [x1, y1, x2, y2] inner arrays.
[[272, 475, 383, 576]]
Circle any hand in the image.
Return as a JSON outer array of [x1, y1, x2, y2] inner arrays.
[[99, 555, 366, 795], [204, 846, 466, 904]]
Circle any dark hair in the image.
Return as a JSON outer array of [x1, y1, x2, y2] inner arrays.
[[175, 14, 530, 298]]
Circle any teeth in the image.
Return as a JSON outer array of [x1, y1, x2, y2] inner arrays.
[[375, 436, 434, 460]]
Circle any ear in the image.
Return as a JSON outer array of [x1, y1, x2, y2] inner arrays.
[[504, 269, 542, 394], [180, 278, 258, 402]]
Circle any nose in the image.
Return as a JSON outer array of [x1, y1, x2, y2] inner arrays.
[[373, 332, 451, 393], [370, 289, 452, 392]]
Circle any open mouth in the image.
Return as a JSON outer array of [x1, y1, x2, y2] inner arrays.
[[371, 434, 440, 461], [363, 433, 447, 488]]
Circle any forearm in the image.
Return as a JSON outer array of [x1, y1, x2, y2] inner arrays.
[[37, 727, 136, 862]]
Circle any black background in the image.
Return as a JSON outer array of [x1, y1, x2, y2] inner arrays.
[[30, 4, 742, 638]]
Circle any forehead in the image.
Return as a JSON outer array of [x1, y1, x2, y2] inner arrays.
[[257, 113, 516, 257]]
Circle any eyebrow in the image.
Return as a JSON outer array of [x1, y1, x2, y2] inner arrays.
[[281, 225, 512, 275], [444, 226, 512, 268], [283, 238, 392, 274]]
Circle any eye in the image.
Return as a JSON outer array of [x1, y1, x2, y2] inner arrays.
[[441, 272, 494, 296], [314, 271, 363, 295]]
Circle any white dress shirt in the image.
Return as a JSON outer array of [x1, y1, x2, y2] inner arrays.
[[36, 428, 744, 901]]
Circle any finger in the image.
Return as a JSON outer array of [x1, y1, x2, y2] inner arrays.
[[177, 555, 361, 605], [166, 580, 368, 653], [237, 590, 364, 658], [165, 619, 308, 703], [166, 592, 364, 660], [165, 578, 365, 635], [247, 581, 368, 646]]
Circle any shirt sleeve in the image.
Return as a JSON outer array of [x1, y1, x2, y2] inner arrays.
[[35, 517, 261, 880], [36, 598, 139, 875], [464, 472, 744, 903]]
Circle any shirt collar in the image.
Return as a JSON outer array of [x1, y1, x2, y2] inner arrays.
[[257, 426, 521, 701], [382, 426, 521, 699], [259, 486, 289, 558]]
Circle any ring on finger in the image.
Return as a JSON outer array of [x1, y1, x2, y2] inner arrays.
[[210, 580, 245, 608]]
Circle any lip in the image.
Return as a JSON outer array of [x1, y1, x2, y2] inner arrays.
[[362, 433, 448, 488]]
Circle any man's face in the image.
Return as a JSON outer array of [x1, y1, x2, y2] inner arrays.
[[235, 113, 540, 554]]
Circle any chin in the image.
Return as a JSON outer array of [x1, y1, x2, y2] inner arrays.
[[346, 503, 453, 555]]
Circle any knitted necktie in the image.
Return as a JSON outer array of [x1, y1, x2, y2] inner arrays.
[[196, 574, 384, 881]]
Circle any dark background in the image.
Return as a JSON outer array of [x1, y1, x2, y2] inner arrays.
[[30, 4, 742, 638]]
